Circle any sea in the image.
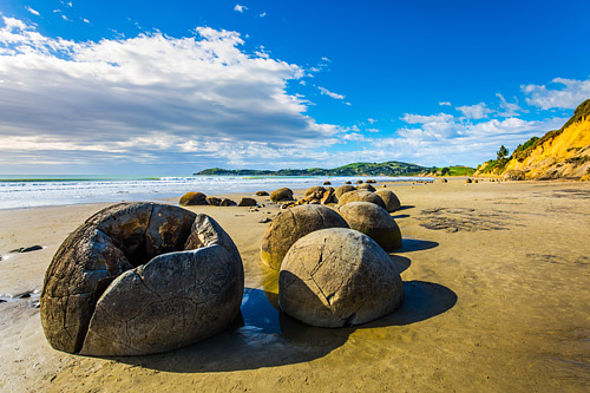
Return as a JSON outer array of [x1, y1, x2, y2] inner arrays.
[[0, 175, 428, 210]]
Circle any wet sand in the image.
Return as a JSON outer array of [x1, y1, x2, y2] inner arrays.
[[1, 179, 589, 392]]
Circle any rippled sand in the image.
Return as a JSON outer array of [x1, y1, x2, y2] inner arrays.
[[1, 180, 589, 392]]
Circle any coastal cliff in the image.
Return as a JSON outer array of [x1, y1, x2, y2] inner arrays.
[[475, 99, 590, 180]]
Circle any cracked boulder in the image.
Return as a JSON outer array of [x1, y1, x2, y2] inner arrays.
[[40, 202, 243, 356], [374, 189, 401, 212], [260, 204, 348, 270], [337, 190, 386, 210], [338, 202, 402, 251], [279, 228, 403, 327]]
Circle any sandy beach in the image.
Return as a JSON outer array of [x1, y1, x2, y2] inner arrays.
[[1, 179, 589, 393]]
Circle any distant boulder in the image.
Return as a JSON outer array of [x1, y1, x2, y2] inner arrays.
[[345, 181, 352, 185], [323, 181, 332, 185], [357, 183, 376, 192], [179, 191, 208, 206], [220, 198, 237, 206], [355, 180, 364, 184], [255, 191, 269, 196], [366, 179, 376, 183], [238, 197, 257, 207], [504, 170, 525, 181], [465, 178, 473, 184], [206, 196, 222, 206], [270, 187, 294, 202]]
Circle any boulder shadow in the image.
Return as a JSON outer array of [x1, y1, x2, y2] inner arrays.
[[396, 205, 415, 211], [114, 278, 456, 373], [392, 214, 410, 219], [398, 238, 439, 252]]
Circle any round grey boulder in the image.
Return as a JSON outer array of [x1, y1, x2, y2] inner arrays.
[[374, 189, 401, 212], [334, 185, 356, 199], [357, 183, 376, 192], [41, 202, 243, 356], [279, 228, 403, 327], [260, 204, 349, 270], [338, 201, 402, 251], [337, 190, 386, 209]]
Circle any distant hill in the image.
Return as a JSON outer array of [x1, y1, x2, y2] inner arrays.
[[197, 161, 429, 177], [196, 161, 475, 177], [475, 99, 590, 180]]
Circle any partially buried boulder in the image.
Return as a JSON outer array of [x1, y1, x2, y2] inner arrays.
[[279, 228, 403, 327], [260, 204, 349, 270], [366, 179, 376, 184], [334, 185, 356, 199], [255, 191, 269, 196], [323, 181, 332, 185], [357, 183, 376, 192], [338, 201, 402, 251], [179, 191, 208, 206], [374, 189, 401, 212], [206, 196, 222, 206], [40, 202, 243, 356], [355, 180, 364, 184], [238, 197, 257, 207], [270, 187, 294, 202], [345, 181, 352, 185], [220, 198, 237, 206], [337, 190, 386, 209]]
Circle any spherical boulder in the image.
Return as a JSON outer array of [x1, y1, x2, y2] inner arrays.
[[465, 178, 472, 184], [260, 204, 349, 270], [179, 191, 208, 206], [337, 190, 386, 209], [355, 180, 364, 184], [270, 187, 294, 202], [279, 228, 403, 327], [334, 185, 356, 199], [366, 179, 376, 183], [374, 189, 401, 212], [238, 197, 257, 207], [323, 181, 332, 185], [220, 198, 237, 206], [255, 191, 269, 196], [345, 181, 352, 185], [357, 183, 376, 192], [338, 202, 402, 251], [40, 202, 243, 356]]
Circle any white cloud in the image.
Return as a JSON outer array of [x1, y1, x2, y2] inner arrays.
[[0, 17, 345, 172], [366, 128, 379, 133], [318, 86, 345, 100], [367, 118, 376, 124], [456, 102, 493, 119], [25, 6, 40, 16], [439, 101, 451, 106], [234, 4, 247, 13], [496, 93, 525, 117], [82, 18, 90, 24], [259, 12, 267, 18], [61, 14, 70, 21], [522, 77, 590, 110]]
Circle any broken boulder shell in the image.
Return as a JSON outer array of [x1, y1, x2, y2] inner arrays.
[[279, 228, 403, 327], [40, 202, 243, 356]]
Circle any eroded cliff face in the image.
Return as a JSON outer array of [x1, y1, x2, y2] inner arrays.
[[475, 99, 590, 180]]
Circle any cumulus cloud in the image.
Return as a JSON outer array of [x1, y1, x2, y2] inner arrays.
[[25, 6, 40, 16], [0, 17, 344, 172], [439, 101, 451, 106], [522, 77, 590, 110], [233, 4, 247, 13], [318, 86, 345, 100], [456, 102, 493, 119]]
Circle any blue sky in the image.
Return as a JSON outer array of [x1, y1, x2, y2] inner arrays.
[[0, 0, 589, 175]]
